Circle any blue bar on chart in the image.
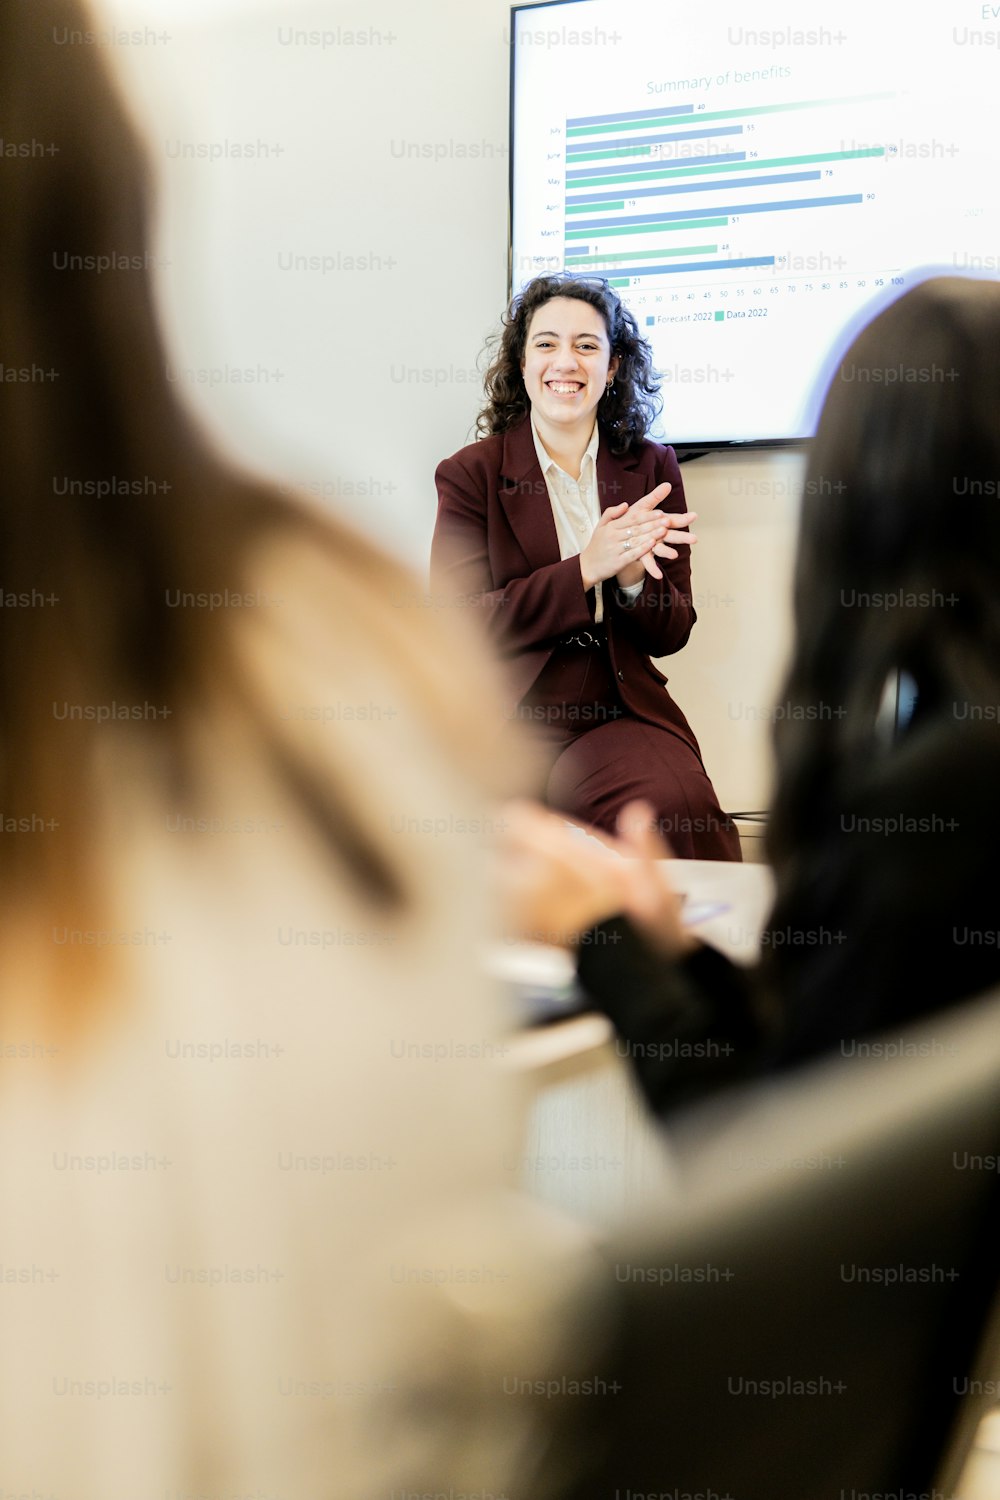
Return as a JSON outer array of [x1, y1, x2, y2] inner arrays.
[[566, 170, 822, 207]]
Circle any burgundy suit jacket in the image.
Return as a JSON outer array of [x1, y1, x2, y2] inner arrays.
[[431, 415, 704, 762]]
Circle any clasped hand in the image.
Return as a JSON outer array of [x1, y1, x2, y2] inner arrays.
[[578, 482, 697, 592], [496, 798, 697, 960]]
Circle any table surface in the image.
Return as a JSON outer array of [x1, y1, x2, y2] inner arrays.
[[670, 857, 775, 968]]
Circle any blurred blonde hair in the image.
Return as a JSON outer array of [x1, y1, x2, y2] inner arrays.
[[0, 0, 521, 992]]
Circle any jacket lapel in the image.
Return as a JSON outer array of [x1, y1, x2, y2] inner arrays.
[[596, 440, 652, 514], [498, 416, 653, 571], [497, 418, 560, 573]]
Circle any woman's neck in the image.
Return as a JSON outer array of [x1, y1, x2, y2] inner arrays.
[[531, 412, 596, 481]]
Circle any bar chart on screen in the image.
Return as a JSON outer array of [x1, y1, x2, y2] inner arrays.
[[511, 0, 1000, 444]]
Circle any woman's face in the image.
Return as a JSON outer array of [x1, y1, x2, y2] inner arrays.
[[520, 296, 620, 435]]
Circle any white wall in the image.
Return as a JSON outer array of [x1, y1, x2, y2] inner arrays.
[[99, 0, 802, 812], [664, 449, 801, 812]]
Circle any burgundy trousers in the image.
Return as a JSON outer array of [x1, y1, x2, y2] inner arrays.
[[515, 635, 741, 862]]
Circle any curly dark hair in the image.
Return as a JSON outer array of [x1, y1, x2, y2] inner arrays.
[[476, 273, 662, 456]]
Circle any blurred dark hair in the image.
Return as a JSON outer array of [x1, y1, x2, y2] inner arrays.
[[476, 273, 662, 455], [0, 0, 503, 977], [766, 276, 1000, 883]]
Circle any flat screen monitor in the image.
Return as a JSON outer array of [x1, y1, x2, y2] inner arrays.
[[509, 0, 1000, 449]]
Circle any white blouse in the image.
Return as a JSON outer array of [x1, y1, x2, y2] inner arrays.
[[530, 416, 644, 625]]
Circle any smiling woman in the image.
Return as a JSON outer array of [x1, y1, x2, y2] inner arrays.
[[431, 273, 741, 861], [520, 299, 620, 461]]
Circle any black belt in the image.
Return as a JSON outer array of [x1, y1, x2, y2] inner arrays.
[[558, 626, 608, 649]]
